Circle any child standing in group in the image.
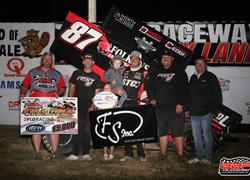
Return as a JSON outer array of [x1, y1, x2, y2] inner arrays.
[[104, 55, 127, 107], [102, 83, 116, 160]]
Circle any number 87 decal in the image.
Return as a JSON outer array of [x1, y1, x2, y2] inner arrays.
[[60, 21, 103, 51]]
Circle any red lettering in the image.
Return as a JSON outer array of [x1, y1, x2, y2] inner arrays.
[[243, 44, 250, 64], [221, 163, 230, 169], [201, 42, 212, 63], [9, 101, 20, 108], [241, 162, 250, 168], [183, 42, 197, 51], [211, 43, 230, 64], [228, 43, 248, 64], [231, 163, 241, 169]]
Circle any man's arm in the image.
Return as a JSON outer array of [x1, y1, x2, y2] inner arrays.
[[19, 72, 31, 100], [211, 74, 222, 115], [19, 85, 29, 100], [57, 87, 66, 97], [176, 70, 188, 114], [145, 71, 157, 104], [56, 73, 66, 97], [68, 83, 76, 97]]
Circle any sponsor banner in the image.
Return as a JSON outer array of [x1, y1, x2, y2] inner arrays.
[[0, 57, 41, 124], [102, 5, 194, 70], [0, 23, 54, 125], [148, 22, 250, 66], [0, 23, 54, 58], [20, 97, 78, 135], [89, 104, 158, 148]]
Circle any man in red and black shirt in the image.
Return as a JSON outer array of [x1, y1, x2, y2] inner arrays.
[[20, 52, 66, 160], [120, 50, 147, 162]]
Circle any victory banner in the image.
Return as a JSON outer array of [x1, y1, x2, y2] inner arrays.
[[89, 104, 158, 148], [20, 97, 78, 135]]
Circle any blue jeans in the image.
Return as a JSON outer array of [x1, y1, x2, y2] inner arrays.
[[118, 91, 127, 107], [190, 113, 213, 161]]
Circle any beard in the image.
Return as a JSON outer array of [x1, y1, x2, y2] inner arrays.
[[41, 62, 51, 68]]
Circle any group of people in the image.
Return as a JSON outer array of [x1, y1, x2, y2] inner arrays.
[[20, 49, 222, 165]]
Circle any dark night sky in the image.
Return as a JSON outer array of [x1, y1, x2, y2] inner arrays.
[[0, 0, 249, 23]]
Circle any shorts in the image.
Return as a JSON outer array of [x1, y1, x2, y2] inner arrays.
[[156, 107, 185, 137]]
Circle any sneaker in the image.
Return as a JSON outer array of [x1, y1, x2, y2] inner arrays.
[[188, 158, 200, 164], [158, 154, 167, 161], [83, 154, 92, 161], [108, 154, 114, 160], [50, 153, 56, 159], [120, 155, 133, 162], [200, 159, 212, 165], [34, 152, 43, 160], [103, 154, 108, 161], [139, 156, 147, 162], [65, 154, 78, 160]]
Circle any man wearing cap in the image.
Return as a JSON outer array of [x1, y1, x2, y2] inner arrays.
[[66, 53, 103, 161], [20, 52, 66, 160], [120, 50, 147, 162], [185, 56, 222, 165], [147, 51, 188, 162]]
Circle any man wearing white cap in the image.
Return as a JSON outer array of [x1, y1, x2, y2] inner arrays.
[[120, 50, 147, 162]]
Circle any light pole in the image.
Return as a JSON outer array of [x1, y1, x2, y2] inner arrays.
[[88, 0, 97, 22]]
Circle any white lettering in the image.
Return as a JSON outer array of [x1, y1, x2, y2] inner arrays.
[[208, 24, 231, 43], [194, 24, 207, 43], [231, 24, 247, 42]]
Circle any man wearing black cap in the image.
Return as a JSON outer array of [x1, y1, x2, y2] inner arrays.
[[66, 53, 103, 161], [147, 50, 188, 162], [185, 56, 222, 165]]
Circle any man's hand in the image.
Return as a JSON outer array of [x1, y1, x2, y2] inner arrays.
[[88, 104, 95, 112]]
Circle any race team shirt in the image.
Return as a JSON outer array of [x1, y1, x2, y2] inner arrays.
[[69, 69, 103, 109], [122, 67, 146, 104], [147, 65, 188, 108], [21, 66, 65, 97]]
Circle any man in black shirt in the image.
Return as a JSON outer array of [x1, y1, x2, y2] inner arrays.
[[147, 51, 188, 161], [185, 56, 222, 165], [66, 54, 103, 161]]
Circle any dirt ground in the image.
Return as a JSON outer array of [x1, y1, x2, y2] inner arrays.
[[0, 125, 249, 180]]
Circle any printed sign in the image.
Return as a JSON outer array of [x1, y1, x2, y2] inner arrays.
[[89, 104, 158, 148], [93, 91, 118, 109], [20, 97, 78, 135]]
